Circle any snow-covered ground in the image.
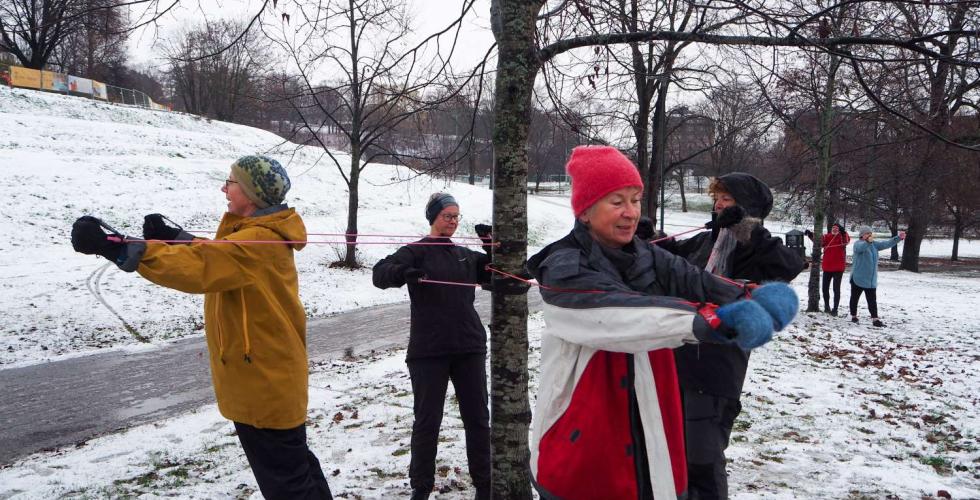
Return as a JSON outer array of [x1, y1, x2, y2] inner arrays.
[[2, 270, 978, 498], [1, 86, 978, 498]]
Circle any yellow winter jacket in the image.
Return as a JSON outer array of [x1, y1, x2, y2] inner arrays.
[[137, 208, 309, 429]]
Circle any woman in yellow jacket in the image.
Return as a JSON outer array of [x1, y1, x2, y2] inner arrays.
[[71, 155, 331, 500]]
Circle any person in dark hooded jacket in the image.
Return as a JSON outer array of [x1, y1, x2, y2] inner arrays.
[[656, 172, 804, 499]]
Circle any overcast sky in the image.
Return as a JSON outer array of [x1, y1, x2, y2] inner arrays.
[[126, 0, 495, 72]]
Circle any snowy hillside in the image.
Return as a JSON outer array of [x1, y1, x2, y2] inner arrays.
[[1, 87, 978, 499], [0, 86, 576, 367]]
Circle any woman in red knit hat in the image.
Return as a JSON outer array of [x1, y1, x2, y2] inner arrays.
[[526, 146, 799, 500]]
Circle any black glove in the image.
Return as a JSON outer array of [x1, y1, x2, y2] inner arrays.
[[71, 216, 124, 262], [705, 205, 745, 230], [403, 267, 426, 284], [143, 214, 183, 241], [804, 229, 813, 238], [635, 217, 655, 240], [475, 224, 493, 254]]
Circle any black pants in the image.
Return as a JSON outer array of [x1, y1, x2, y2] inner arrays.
[[234, 422, 332, 500], [849, 280, 878, 318], [407, 353, 491, 494], [822, 271, 843, 311], [682, 389, 742, 500]]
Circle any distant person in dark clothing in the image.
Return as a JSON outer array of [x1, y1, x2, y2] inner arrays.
[[657, 172, 804, 500], [805, 222, 851, 316], [849, 226, 905, 327], [372, 193, 492, 500]]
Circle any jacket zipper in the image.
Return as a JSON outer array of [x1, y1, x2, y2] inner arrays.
[[626, 354, 654, 500]]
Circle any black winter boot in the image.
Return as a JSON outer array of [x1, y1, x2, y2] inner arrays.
[[830, 307, 838, 317], [824, 304, 832, 314], [851, 316, 859, 324], [872, 319, 885, 328], [411, 488, 431, 500]]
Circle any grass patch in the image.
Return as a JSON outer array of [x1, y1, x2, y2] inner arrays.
[[920, 456, 953, 475]]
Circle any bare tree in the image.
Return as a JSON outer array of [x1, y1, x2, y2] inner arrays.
[[0, 0, 76, 69], [265, 0, 485, 268], [0, 0, 172, 70], [48, 0, 128, 80], [163, 20, 271, 122]]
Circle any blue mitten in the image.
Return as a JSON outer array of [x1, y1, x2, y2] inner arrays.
[[751, 282, 799, 331], [716, 300, 774, 350]]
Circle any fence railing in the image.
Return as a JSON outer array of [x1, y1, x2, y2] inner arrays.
[[0, 63, 170, 111]]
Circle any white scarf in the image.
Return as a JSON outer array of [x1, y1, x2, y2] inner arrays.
[[705, 227, 737, 276]]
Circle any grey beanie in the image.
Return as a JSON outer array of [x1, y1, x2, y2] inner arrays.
[[856, 225, 873, 238], [425, 193, 458, 224]]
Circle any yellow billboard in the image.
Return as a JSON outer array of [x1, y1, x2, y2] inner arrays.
[[10, 66, 42, 89]]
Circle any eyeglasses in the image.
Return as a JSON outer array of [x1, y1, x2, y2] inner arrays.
[[441, 214, 462, 222], [223, 179, 239, 188]]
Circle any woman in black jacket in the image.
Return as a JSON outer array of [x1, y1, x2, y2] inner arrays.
[[372, 193, 492, 500], [657, 173, 804, 499]]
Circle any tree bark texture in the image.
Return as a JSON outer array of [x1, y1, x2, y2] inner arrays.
[[344, 145, 361, 267], [487, 1, 543, 498]]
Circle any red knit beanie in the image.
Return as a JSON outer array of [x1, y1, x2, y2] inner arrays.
[[566, 145, 644, 215]]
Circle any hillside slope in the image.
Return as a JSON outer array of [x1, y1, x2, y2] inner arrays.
[[0, 86, 570, 367]]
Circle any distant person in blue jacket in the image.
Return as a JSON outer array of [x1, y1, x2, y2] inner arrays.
[[849, 226, 905, 327]]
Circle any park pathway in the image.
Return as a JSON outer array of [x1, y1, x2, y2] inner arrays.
[[0, 294, 542, 465]]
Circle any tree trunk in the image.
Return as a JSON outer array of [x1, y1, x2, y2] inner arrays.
[[889, 217, 900, 261], [678, 170, 687, 212], [807, 52, 840, 313], [650, 80, 668, 230], [343, 145, 361, 267], [899, 212, 923, 272], [468, 145, 477, 185], [951, 210, 962, 261], [487, 1, 542, 497]]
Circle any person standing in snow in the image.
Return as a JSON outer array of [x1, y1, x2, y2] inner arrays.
[[655, 172, 804, 499], [849, 226, 905, 327], [805, 222, 851, 316], [527, 146, 799, 500], [371, 193, 493, 500], [70, 155, 332, 500]]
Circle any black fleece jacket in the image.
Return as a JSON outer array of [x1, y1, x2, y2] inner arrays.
[[372, 237, 491, 360]]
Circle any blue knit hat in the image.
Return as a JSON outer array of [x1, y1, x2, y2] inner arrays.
[[230, 155, 291, 208]]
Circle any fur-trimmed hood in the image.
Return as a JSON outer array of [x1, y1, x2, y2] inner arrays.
[[729, 216, 763, 243]]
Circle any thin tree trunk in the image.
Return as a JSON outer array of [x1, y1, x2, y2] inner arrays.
[[678, 169, 687, 212], [651, 80, 668, 229], [344, 145, 361, 267], [487, 1, 541, 497], [807, 52, 840, 313], [951, 210, 962, 261], [889, 217, 900, 261]]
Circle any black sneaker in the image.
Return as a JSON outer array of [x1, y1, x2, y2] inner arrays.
[[872, 319, 885, 328], [851, 316, 859, 324]]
